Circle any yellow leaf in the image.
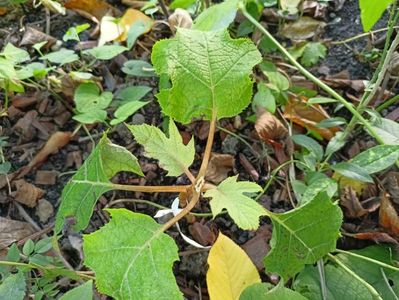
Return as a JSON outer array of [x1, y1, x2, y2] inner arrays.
[[206, 232, 260, 300], [98, 16, 124, 46], [116, 8, 153, 42]]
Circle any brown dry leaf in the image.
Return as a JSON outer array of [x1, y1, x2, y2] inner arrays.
[[168, 8, 193, 31], [384, 172, 399, 204], [339, 186, 379, 218], [255, 110, 288, 144], [301, 0, 327, 18], [12, 93, 38, 109], [35, 170, 59, 185], [18, 131, 72, 177], [20, 27, 57, 49], [13, 179, 44, 207], [353, 232, 398, 245], [280, 16, 326, 40], [239, 154, 259, 181], [205, 153, 234, 184], [35, 199, 54, 223], [242, 225, 271, 270], [13, 110, 38, 142], [0, 217, 34, 249], [0, 7, 7, 15], [283, 95, 340, 140], [64, 0, 118, 22], [379, 193, 399, 238], [188, 222, 216, 246], [323, 71, 365, 92]]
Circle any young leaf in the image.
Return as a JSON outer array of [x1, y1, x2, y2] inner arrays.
[[59, 280, 93, 300], [128, 119, 194, 176], [207, 232, 260, 300], [40, 49, 79, 65], [83, 209, 182, 299], [292, 134, 323, 162], [0, 271, 26, 300], [264, 193, 343, 280], [110, 100, 149, 125], [193, 0, 239, 31], [307, 97, 337, 105], [73, 82, 113, 124], [331, 162, 374, 183], [1, 43, 30, 63], [203, 176, 265, 230], [359, 0, 394, 32], [351, 145, 399, 174], [122, 60, 156, 77], [151, 28, 262, 124], [240, 282, 307, 300], [55, 136, 143, 233], [300, 42, 327, 67], [83, 45, 127, 60]]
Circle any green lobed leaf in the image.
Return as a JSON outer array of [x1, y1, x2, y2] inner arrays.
[[359, 0, 394, 32], [264, 193, 343, 280], [193, 0, 239, 31], [55, 136, 143, 233], [351, 145, 399, 174], [59, 280, 93, 300], [83, 209, 182, 299], [128, 119, 195, 176], [0, 271, 26, 300], [203, 175, 265, 230], [331, 162, 374, 183], [300, 42, 327, 67], [151, 28, 262, 124], [83, 45, 127, 60], [240, 282, 308, 300]]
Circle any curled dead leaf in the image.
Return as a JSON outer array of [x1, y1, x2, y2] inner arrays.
[[242, 225, 271, 270], [168, 9, 193, 31], [283, 95, 340, 140], [340, 186, 379, 218], [255, 110, 288, 144], [379, 193, 399, 238], [35, 199, 54, 223], [64, 0, 118, 22], [13, 179, 44, 207], [20, 27, 57, 49], [280, 16, 326, 40], [188, 222, 216, 246], [0, 217, 34, 249], [205, 153, 234, 184], [354, 232, 398, 245]]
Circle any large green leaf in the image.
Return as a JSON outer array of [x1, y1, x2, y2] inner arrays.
[[337, 246, 399, 299], [203, 176, 265, 230], [83, 209, 182, 299], [351, 145, 399, 174], [370, 117, 399, 145], [240, 283, 307, 300], [151, 28, 262, 124], [293, 264, 374, 300], [0, 271, 26, 300], [128, 119, 195, 176], [59, 280, 93, 300], [359, 0, 394, 32], [55, 136, 143, 233], [193, 0, 239, 31], [331, 162, 374, 183], [293, 246, 399, 300], [264, 193, 342, 280]]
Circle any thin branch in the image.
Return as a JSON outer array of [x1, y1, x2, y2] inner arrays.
[[111, 183, 191, 193]]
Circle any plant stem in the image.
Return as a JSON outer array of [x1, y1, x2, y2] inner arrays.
[[160, 112, 218, 232], [334, 249, 399, 272], [0, 261, 95, 280], [111, 183, 191, 193], [327, 254, 382, 300], [331, 26, 399, 45], [239, 4, 384, 145], [376, 93, 399, 112]]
